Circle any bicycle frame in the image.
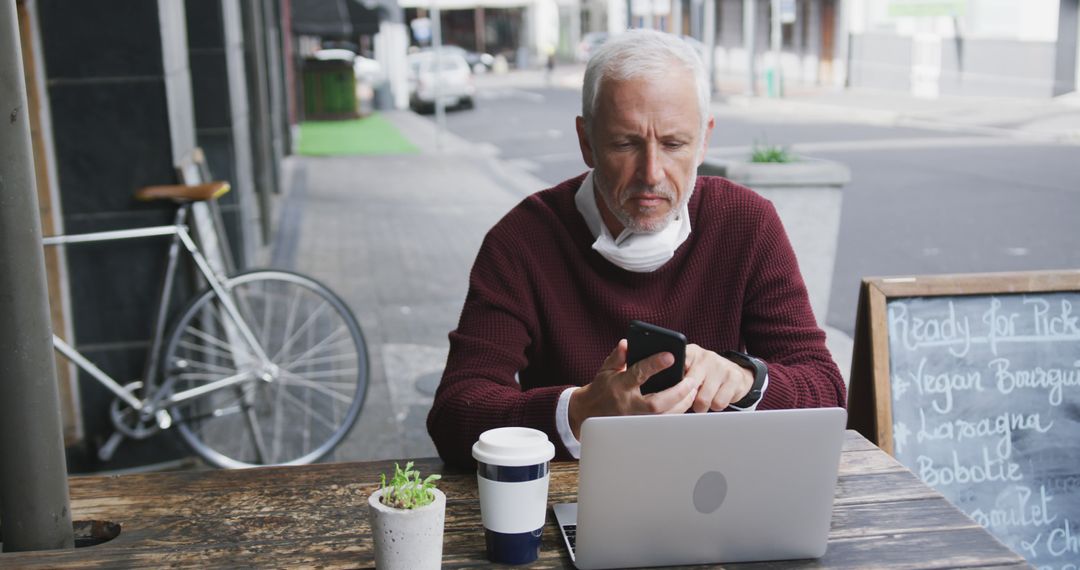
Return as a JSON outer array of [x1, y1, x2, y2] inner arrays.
[[44, 205, 270, 418]]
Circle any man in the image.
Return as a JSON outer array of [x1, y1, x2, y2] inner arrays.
[[427, 29, 845, 468]]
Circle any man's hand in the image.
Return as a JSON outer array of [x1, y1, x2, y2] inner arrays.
[[685, 344, 754, 412], [568, 339, 704, 438]]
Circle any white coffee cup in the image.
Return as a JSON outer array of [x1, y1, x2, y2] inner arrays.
[[472, 427, 556, 565]]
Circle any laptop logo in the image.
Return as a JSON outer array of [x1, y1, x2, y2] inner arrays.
[[693, 471, 728, 514]]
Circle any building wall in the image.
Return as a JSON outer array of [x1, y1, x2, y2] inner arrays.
[[711, 0, 832, 87], [940, 37, 1057, 97], [851, 30, 1059, 98], [846, 0, 1071, 98], [848, 31, 911, 91], [36, 0, 198, 469]]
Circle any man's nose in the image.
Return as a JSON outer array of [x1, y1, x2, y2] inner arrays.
[[638, 143, 664, 187]]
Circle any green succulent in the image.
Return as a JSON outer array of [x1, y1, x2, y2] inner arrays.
[[378, 461, 441, 509], [750, 140, 795, 163]]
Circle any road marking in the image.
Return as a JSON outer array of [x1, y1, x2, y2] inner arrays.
[[706, 136, 1052, 157], [505, 158, 541, 172], [528, 152, 580, 163], [477, 88, 546, 103]]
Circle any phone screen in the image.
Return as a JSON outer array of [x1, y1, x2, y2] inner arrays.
[[626, 320, 687, 394]]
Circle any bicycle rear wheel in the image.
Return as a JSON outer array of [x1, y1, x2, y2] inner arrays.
[[163, 270, 367, 468]]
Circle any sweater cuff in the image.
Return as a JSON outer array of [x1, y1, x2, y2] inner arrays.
[[555, 387, 582, 459], [522, 385, 578, 460]]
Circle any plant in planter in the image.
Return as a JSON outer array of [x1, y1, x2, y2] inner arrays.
[[368, 462, 445, 570], [750, 141, 795, 163]]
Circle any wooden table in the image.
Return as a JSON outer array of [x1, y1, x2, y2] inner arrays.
[[0, 431, 1027, 568]]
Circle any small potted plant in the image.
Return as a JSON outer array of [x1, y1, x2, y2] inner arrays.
[[368, 462, 445, 570]]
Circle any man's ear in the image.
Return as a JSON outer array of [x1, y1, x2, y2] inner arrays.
[[697, 116, 716, 166], [576, 116, 596, 168]]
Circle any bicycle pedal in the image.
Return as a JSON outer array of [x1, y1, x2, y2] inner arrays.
[[98, 431, 125, 462], [156, 409, 173, 430]]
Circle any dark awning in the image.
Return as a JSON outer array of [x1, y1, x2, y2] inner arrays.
[[292, 0, 353, 37], [292, 0, 401, 38]]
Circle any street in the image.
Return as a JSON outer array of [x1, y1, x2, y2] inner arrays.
[[288, 68, 1080, 465], [444, 69, 1080, 336]]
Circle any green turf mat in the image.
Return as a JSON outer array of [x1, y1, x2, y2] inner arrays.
[[298, 114, 419, 156]]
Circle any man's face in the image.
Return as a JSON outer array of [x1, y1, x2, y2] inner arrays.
[[576, 67, 714, 234]]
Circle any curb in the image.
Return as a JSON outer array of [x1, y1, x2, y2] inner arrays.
[[718, 95, 1080, 144]]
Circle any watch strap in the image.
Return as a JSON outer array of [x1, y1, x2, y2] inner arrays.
[[722, 350, 767, 408]]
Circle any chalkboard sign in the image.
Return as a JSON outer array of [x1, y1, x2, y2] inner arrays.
[[848, 270, 1080, 569]]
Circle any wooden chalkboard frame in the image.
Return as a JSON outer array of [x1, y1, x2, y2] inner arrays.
[[847, 269, 1080, 455]]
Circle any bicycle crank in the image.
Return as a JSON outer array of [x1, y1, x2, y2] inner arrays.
[[109, 381, 171, 439]]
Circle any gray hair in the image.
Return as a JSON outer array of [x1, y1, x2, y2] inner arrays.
[[581, 29, 710, 137]]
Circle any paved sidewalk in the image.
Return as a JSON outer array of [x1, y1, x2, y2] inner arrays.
[[283, 108, 860, 462], [479, 62, 1080, 142], [280, 69, 1078, 460], [482, 61, 1080, 141], [718, 82, 1080, 143], [280, 111, 548, 463]]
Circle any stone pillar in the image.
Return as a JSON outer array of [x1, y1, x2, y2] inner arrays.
[[1054, 0, 1079, 96], [186, 0, 258, 266]]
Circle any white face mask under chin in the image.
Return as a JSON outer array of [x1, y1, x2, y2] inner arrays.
[[574, 171, 692, 273]]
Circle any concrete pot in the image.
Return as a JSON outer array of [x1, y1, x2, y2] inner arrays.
[[700, 155, 854, 381], [368, 488, 446, 570], [699, 155, 849, 325]]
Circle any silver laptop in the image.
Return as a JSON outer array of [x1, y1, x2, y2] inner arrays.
[[553, 408, 847, 569]]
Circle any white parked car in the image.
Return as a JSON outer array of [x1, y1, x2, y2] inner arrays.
[[407, 49, 475, 113]]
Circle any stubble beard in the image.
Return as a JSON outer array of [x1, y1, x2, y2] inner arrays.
[[595, 168, 697, 234]]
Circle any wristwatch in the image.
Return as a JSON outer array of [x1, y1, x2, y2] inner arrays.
[[722, 350, 767, 408]]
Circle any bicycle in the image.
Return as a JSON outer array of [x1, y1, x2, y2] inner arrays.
[[43, 181, 368, 469]]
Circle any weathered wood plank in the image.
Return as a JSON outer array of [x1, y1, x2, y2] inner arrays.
[[829, 496, 982, 539], [816, 527, 1029, 569], [0, 432, 1025, 568], [835, 469, 941, 505]]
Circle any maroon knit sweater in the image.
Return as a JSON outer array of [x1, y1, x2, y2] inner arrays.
[[427, 174, 846, 468]]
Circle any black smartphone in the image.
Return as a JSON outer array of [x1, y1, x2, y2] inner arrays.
[[626, 320, 687, 394]]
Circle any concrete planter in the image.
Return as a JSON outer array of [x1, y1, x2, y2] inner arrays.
[[700, 156, 849, 324], [700, 155, 853, 380], [368, 488, 446, 570]]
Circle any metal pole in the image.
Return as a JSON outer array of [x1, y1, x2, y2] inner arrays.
[[0, 0, 75, 552], [744, 0, 756, 95], [703, 0, 716, 94], [770, 0, 783, 97], [431, 0, 445, 151]]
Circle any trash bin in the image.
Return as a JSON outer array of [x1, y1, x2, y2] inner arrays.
[[374, 83, 394, 110], [302, 58, 358, 120]]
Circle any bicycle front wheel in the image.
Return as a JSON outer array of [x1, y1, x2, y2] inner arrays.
[[163, 270, 368, 468]]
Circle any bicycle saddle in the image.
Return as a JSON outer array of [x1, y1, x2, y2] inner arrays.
[[135, 181, 230, 202]]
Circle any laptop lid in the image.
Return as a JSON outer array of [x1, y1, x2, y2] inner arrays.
[[569, 408, 847, 569]]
